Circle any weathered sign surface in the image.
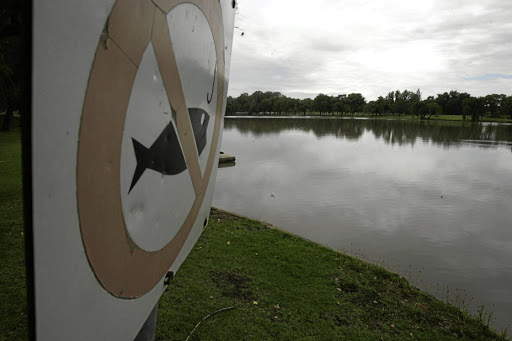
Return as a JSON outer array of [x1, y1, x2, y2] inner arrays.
[[31, 0, 235, 339]]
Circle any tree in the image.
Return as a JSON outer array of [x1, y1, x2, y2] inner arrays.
[[364, 101, 378, 115], [500, 96, 512, 119], [237, 92, 250, 112], [345, 93, 366, 115], [416, 101, 441, 120], [415, 101, 428, 119], [462, 97, 484, 122], [260, 98, 272, 114], [375, 96, 391, 115], [415, 89, 422, 102], [301, 98, 313, 115], [483, 94, 504, 118], [333, 101, 346, 114], [248, 99, 258, 115], [435, 92, 450, 115], [447, 91, 470, 115], [225, 96, 235, 115], [394, 99, 409, 115], [313, 94, 333, 114], [273, 96, 288, 115], [428, 102, 442, 117]]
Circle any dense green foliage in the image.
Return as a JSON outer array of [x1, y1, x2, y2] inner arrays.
[[0, 6, 24, 132], [227, 90, 512, 122]]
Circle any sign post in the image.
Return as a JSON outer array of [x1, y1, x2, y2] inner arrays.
[[30, 0, 235, 339]]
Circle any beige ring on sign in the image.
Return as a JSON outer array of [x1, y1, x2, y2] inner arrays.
[[77, 0, 225, 298]]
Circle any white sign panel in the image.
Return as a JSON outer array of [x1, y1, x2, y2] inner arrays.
[[32, 0, 235, 339]]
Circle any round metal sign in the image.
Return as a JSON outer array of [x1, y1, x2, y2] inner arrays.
[[77, 0, 225, 298]]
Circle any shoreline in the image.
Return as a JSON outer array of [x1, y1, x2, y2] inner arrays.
[[156, 208, 509, 340], [225, 114, 512, 124]]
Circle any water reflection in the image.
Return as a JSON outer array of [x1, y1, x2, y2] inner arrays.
[[225, 117, 512, 150], [214, 117, 512, 330]]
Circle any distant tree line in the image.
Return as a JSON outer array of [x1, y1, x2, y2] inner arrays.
[[226, 89, 512, 122]]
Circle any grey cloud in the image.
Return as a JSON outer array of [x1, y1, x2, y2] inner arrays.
[[227, 0, 512, 100], [310, 40, 348, 52]]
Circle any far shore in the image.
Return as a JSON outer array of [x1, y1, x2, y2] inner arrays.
[[226, 113, 512, 124]]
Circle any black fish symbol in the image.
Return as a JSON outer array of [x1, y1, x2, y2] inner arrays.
[[129, 108, 210, 193]]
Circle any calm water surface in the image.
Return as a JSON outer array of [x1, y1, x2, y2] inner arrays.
[[213, 117, 512, 330]]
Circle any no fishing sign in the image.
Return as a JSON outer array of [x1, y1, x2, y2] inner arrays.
[[30, 0, 235, 339]]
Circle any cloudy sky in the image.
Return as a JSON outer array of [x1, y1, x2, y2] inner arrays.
[[227, 0, 512, 101]]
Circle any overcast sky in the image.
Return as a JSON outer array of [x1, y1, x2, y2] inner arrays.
[[227, 0, 512, 101]]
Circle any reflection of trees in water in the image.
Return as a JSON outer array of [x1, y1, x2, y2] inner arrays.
[[225, 118, 512, 148]]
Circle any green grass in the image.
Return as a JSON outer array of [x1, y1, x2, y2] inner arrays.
[[357, 114, 512, 123], [0, 125, 28, 341], [480, 117, 512, 123], [428, 115, 465, 121], [157, 209, 508, 340], [427, 115, 512, 123], [249, 112, 512, 123], [0, 126, 508, 340]]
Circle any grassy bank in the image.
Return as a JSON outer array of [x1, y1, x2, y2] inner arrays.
[[0, 128, 508, 340], [156, 209, 507, 340], [425, 115, 512, 123]]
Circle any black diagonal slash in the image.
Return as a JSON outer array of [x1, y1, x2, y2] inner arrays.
[[128, 12, 212, 195], [207, 64, 217, 104]]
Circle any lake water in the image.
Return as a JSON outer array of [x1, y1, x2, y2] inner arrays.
[[213, 117, 512, 331]]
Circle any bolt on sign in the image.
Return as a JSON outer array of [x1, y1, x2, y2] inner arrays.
[[30, 0, 235, 339]]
